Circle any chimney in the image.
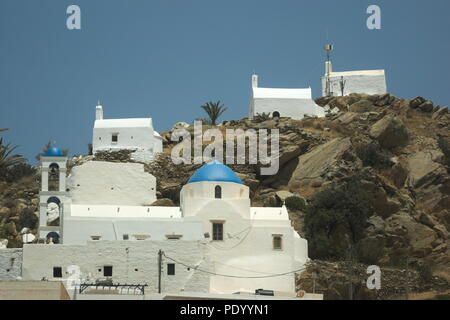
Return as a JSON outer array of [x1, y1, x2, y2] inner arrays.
[[252, 74, 258, 88], [96, 102, 103, 120]]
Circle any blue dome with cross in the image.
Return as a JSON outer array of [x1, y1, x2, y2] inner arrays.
[[44, 147, 65, 157], [188, 160, 243, 184]]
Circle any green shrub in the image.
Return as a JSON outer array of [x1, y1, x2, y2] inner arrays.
[[354, 238, 385, 265], [264, 196, 280, 207], [416, 262, 433, 282], [356, 143, 393, 168], [386, 254, 409, 268], [0, 163, 36, 183], [285, 196, 307, 212], [254, 112, 271, 122], [304, 174, 374, 260], [19, 208, 39, 230]]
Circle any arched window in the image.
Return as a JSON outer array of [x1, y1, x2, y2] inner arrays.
[[48, 163, 60, 191], [47, 197, 61, 206], [46, 232, 60, 244], [46, 197, 61, 227], [272, 111, 280, 118], [215, 185, 222, 199]]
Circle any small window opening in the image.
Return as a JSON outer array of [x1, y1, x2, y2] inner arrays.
[[215, 185, 222, 199], [212, 222, 224, 241], [273, 235, 283, 250], [53, 267, 63, 278], [103, 266, 113, 277], [167, 263, 175, 275]]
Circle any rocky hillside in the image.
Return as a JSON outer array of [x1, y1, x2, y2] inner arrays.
[[153, 93, 450, 298], [0, 174, 39, 248], [0, 93, 449, 299]]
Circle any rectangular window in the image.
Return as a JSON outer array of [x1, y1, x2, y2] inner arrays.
[[273, 235, 283, 250], [167, 263, 175, 275], [123, 234, 129, 240], [112, 133, 118, 143], [53, 267, 62, 278], [212, 222, 224, 241], [104, 266, 113, 277]]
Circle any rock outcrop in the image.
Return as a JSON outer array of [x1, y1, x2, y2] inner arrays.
[[369, 116, 409, 149]]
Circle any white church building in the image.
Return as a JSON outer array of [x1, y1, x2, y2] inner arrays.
[[321, 61, 387, 97], [92, 103, 163, 162], [22, 152, 309, 296], [248, 74, 325, 120]]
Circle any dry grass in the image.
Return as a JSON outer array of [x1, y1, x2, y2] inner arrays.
[[407, 290, 450, 300]]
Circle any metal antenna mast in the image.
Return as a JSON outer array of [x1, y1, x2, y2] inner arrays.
[[324, 44, 334, 96]]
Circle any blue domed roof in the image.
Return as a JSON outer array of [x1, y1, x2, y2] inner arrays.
[[188, 160, 243, 184], [44, 147, 64, 157]]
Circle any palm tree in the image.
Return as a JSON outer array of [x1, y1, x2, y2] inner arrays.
[[200, 101, 228, 126], [0, 137, 26, 170]]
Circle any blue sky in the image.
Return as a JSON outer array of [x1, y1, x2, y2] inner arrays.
[[1, 0, 449, 163]]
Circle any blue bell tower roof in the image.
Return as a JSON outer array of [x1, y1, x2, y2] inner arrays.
[[44, 147, 65, 157], [188, 160, 243, 184]]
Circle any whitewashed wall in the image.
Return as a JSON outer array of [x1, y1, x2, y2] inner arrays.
[[0, 249, 22, 280], [93, 119, 163, 163], [251, 98, 325, 119], [67, 161, 156, 206], [62, 218, 205, 244], [22, 241, 210, 294], [322, 74, 387, 97]]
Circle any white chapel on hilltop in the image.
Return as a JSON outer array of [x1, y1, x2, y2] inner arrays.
[[92, 103, 163, 162], [321, 59, 387, 97], [248, 74, 325, 120]]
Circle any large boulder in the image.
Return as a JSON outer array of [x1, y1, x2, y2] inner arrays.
[[335, 112, 359, 125], [349, 100, 375, 113], [275, 190, 294, 202], [406, 150, 450, 211], [409, 97, 426, 109], [150, 198, 175, 206], [418, 101, 434, 113], [373, 93, 396, 107], [369, 116, 409, 149], [385, 212, 437, 258], [288, 137, 356, 186], [0, 207, 10, 215], [406, 150, 446, 188], [432, 106, 449, 120]]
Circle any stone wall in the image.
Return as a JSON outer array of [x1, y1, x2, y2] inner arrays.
[[0, 249, 23, 280]]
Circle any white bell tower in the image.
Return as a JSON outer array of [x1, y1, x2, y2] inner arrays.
[[38, 146, 68, 244]]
